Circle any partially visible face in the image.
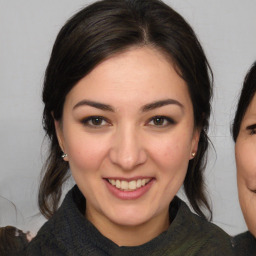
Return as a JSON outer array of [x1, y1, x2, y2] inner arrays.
[[55, 47, 199, 241], [236, 93, 256, 237]]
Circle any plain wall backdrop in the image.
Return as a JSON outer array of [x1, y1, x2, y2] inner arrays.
[[0, 0, 256, 235]]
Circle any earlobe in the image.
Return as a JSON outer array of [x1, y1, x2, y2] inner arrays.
[[191, 152, 196, 158]]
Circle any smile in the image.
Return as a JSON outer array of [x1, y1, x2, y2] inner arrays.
[[107, 178, 151, 191]]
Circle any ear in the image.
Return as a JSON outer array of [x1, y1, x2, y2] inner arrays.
[[190, 127, 200, 159], [54, 118, 68, 161]]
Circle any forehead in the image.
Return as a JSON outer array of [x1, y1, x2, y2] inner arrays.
[[65, 46, 192, 110]]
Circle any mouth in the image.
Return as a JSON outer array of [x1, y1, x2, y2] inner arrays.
[[106, 178, 151, 192]]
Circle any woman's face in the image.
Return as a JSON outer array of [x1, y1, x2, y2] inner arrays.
[[55, 47, 199, 242], [236, 93, 256, 237]]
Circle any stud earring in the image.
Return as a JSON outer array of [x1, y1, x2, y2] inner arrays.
[[61, 153, 68, 159], [191, 152, 196, 158]]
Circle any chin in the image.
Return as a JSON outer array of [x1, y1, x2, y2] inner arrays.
[[242, 207, 256, 237], [107, 207, 153, 227], [111, 217, 150, 227]]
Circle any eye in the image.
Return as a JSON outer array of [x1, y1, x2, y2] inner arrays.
[[246, 124, 256, 135], [81, 116, 110, 128], [147, 116, 175, 127], [250, 129, 256, 135]]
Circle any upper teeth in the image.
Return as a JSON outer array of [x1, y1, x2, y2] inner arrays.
[[108, 178, 150, 191]]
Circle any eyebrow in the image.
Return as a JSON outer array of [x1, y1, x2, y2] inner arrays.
[[141, 99, 184, 112], [246, 124, 256, 130], [73, 98, 183, 112], [73, 100, 114, 112]]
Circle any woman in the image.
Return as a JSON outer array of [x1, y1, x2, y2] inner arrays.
[[25, 0, 234, 255], [232, 62, 256, 255]]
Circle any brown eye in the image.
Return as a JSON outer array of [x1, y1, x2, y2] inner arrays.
[[91, 117, 104, 125], [81, 116, 110, 127], [153, 117, 165, 125], [148, 116, 175, 127]]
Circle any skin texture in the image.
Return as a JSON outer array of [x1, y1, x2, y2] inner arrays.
[[236, 93, 256, 237], [55, 47, 199, 246]]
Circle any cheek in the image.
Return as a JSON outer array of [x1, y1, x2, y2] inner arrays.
[[149, 132, 192, 170], [236, 141, 256, 235], [66, 134, 109, 172], [238, 183, 256, 236], [236, 142, 256, 190]]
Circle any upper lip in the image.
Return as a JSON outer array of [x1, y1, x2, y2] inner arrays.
[[103, 176, 154, 181]]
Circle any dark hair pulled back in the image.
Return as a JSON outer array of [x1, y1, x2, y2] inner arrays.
[[40, 0, 213, 219], [232, 62, 256, 141]]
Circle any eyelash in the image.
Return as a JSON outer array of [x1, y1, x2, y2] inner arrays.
[[81, 116, 110, 128], [247, 124, 256, 135], [250, 129, 256, 135], [81, 115, 175, 128], [147, 116, 175, 127]]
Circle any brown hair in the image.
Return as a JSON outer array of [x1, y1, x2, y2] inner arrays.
[[40, 0, 213, 219], [0, 226, 28, 255]]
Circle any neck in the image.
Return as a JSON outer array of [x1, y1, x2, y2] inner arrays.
[[86, 208, 170, 246]]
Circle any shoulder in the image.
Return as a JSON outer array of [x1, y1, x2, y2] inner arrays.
[[171, 197, 234, 255], [232, 231, 256, 256], [25, 186, 89, 255], [25, 188, 77, 255], [25, 217, 58, 255], [26, 206, 78, 256], [173, 197, 230, 239]]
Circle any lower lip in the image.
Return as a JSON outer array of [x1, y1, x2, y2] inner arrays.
[[104, 179, 155, 200]]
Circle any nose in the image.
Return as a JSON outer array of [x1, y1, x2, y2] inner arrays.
[[109, 125, 147, 171]]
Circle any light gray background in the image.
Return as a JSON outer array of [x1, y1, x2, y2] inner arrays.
[[1, 0, 256, 236]]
